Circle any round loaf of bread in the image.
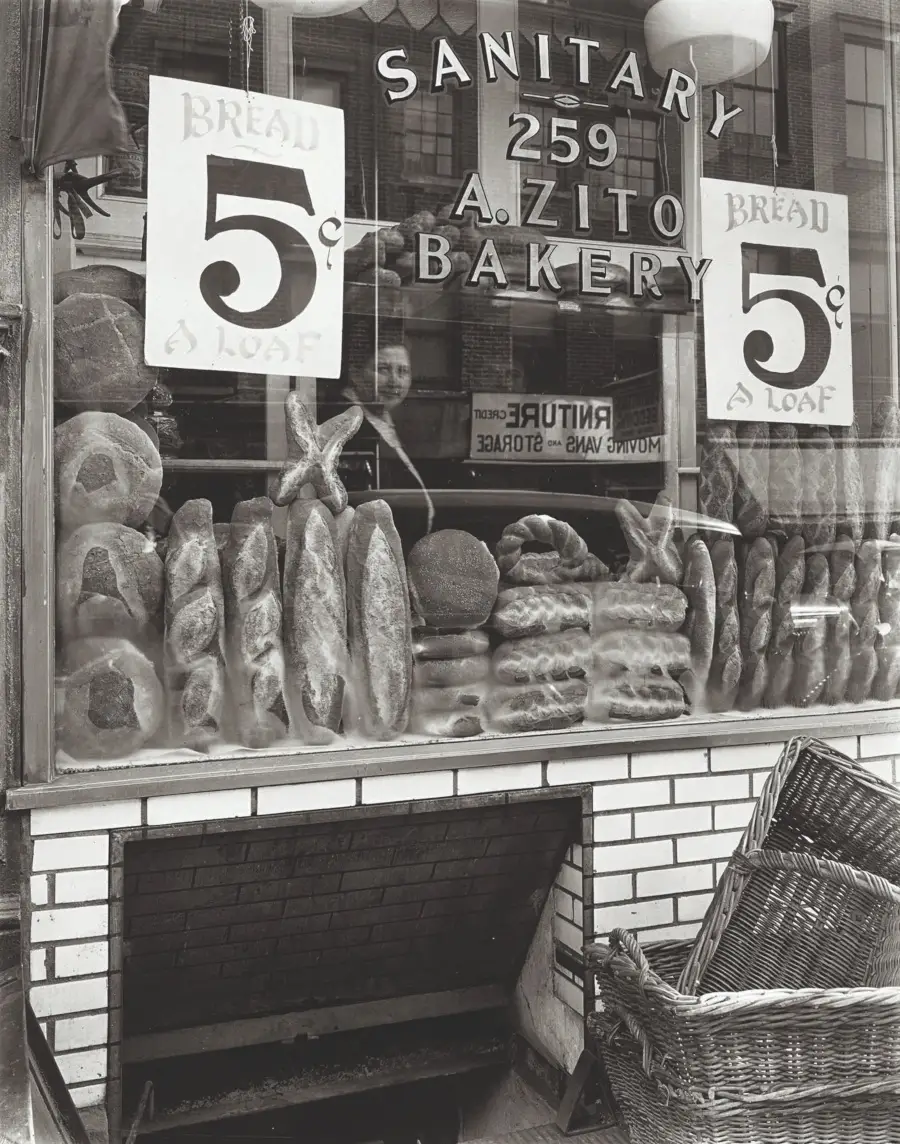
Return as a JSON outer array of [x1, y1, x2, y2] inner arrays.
[[55, 293, 156, 412], [57, 522, 164, 642], [54, 265, 146, 313], [56, 412, 162, 530], [407, 530, 499, 630], [57, 637, 163, 760]]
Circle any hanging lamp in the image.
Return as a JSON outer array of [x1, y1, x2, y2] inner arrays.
[[644, 0, 775, 85]]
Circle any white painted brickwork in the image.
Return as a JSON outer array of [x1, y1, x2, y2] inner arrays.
[[23, 730, 894, 1114]]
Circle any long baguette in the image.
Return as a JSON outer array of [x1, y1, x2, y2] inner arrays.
[[833, 420, 864, 546], [738, 536, 775, 710], [848, 539, 883, 703], [767, 423, 803, 539], [680, 535, 715, 711], [800, 428, 837, 551], [698, 422, 738, 539], [825, 534, 856, 705], [764, 534, 804, 708], [875, 536, 900, 701], [792, 553, 830, 707], [734, 422, 769, 540], [708, 538, 742, 711], [868, 398, 900, 542]]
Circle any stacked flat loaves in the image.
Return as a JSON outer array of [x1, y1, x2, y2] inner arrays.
[[54, 270, 169, 762], [697, 407, 900, 713]]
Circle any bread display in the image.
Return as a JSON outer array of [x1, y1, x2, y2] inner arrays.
[[592, 581, 687, 634], [495, 516, 607, 586], [680, 536, 715, 710], [764, 535, 805, 709], [346, 499, 412, 739], [54, 265, 146, 312], [875, 536, 900, 701], [414, 654, 491, 689], [164, 500, 226, 749], [767, 423, 803, 538], [800, 428, 837, 551], [698, 422, 738, 535], [57, 637, 164, 760], [283, 499, 349, 738], [869, 399, 900, 542], [272, 394, 363, 513], [412, 684, 485, 715], [825, 535, 856, 705], [413, 630, 490, 660], [792, 553, 830, 707], [486, 679, 587, 734], [491, 584, 592, 640], [222, 498, 290, 749], [591, 629, 691, 677], [616, 494, 683, 585], [408, 530, 499, 629], [834, 420, 865, 546], [493, 629, 592, 685], [54, 293, 156, 413], [734, 422, 770, 540], [57, 522, 164, 643], [56, 412, 163, 531], [709, 538, 742, 711], [588, 673, 686, 722], [848, 540, 883, 704], [738, 537, 776, 710], [410, 709, 483, 738]]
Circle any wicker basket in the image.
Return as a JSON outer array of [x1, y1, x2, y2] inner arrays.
[[679, 736, 900, 995], [585, 737, 900, 1143]]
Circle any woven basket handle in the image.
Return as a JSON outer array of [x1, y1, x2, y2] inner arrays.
[[739, 848, 900, 904], [608, 928, 656, 979]]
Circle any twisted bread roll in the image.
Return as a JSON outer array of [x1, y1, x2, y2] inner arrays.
[[738, 537, 775, 710], [493, 629, 592, 685], [491, 584, 592, 640], [592, 629, 691, 677], [767, 423, 803, 538], [164, 500, 226, 749], [698, 422, 738, 538], [592, 581, 687, 633], [223, 498, 290, 749], [413, 630, 490, 660], [486, 679, 586, 733], [709, 538, 742, 711], [588, 672, 685, 722], [792, 553, 830, 707], [495, 515, 607, 585], [834, 420, 864, 546], [616, 494, 683, 585], [848, 540, 882, 703], [825, 535, 856, 705], [875, 536, 900, 701], [283, 500, 348, 738], [801, 429, 837, 551], [764, 535, 805, 709], [680, 536, 715, 710], [734, 422, 770, 540]]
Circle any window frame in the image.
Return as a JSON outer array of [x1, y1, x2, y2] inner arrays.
[[845, 36, 889, 164]]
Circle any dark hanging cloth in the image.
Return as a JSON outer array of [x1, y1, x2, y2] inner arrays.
[[27, 0, 131, 171]]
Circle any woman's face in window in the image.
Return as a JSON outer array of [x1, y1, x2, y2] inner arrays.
[[353, 344, 412, 409]]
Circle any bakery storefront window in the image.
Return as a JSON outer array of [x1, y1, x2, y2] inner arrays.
[[46, 0, 900, 771]]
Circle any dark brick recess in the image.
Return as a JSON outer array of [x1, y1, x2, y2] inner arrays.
[[122, 800, 580, 1035]]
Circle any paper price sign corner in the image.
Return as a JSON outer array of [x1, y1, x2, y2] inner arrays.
[[700, 177, 853, 428], [144, 76, 345, 380]]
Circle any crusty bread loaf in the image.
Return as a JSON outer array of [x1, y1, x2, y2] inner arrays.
[[283, 499, 348, 739], [55, 411, 163, 531], [698, 422, 738, 537], [680, 535, 715, 710], [833, 420, 864, 546], [709, 538, 742, 711], [616, 494, 683, 585], [54, 293, 156, 413], [592, 581, 687, 634], [767, 423, 803, 538], [333, 506, 355, 564], [412, 684, 484, 715], [486, 679, 586, 733], [54, 265, 145, 312], [493, 629, 592, 685], [57, 522, 164, 644], [869, 399, 900, 542], [346, 500, 412, 739], [164, 500, 226, 749], [222, 498, 290, 749], [792, 553, 830, 707], [491, 584, 592, 640], [825, 535, 856, 705], [734, 422, 770, 540], [413, 630, 490, 660], [592, 629, 691, 677], [764, 535, 805, 709], [413, 654, 490, 689], [738, 537, 775, 710], [408, 530, 499, 629], [57, 636, 164, 760], [800, 428, 837, 551], [875, 536, 900, 701], [588, 672, 685, 722], [848, 539, 882, 703]]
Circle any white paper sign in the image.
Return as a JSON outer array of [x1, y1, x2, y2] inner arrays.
[[700, 178, 852, 426], [145, 77, 345, 378]]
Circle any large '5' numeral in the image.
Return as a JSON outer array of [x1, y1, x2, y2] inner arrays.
[[200, 156, 317, 329], [741, 242, 832, 391]]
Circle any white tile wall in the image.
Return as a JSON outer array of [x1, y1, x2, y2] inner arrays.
[[362, 770, 454, 803], [257, 779, 356, 814]]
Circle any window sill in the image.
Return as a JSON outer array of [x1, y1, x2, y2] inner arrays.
[[7, 704, 900, 810]]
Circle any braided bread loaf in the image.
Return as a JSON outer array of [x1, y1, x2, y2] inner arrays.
[[709, 538, 742, 711], [164, 500, 226, 749], [588, 672, 685, 722], [738, 537, 775, 710], [848, 540, 883, 703], [764, 534, 805, 708], [493, 629, 592, 685], [223, 498, 290, 749], [491, 584, 592, 640], [792, 553, 830, 707], [734, 422, 770, 540], [592, 629, 691, 677], [616, 495, 683, 585], [680, 536, 715, 710], [801, 428, 837, 551], [593, 581, 687, 633], [875, 537, 900, 701], [825, 535, 856, 705], [698, 422, 738, 538], [495, 515, 607, 585], [486, 679, 586, 733]]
